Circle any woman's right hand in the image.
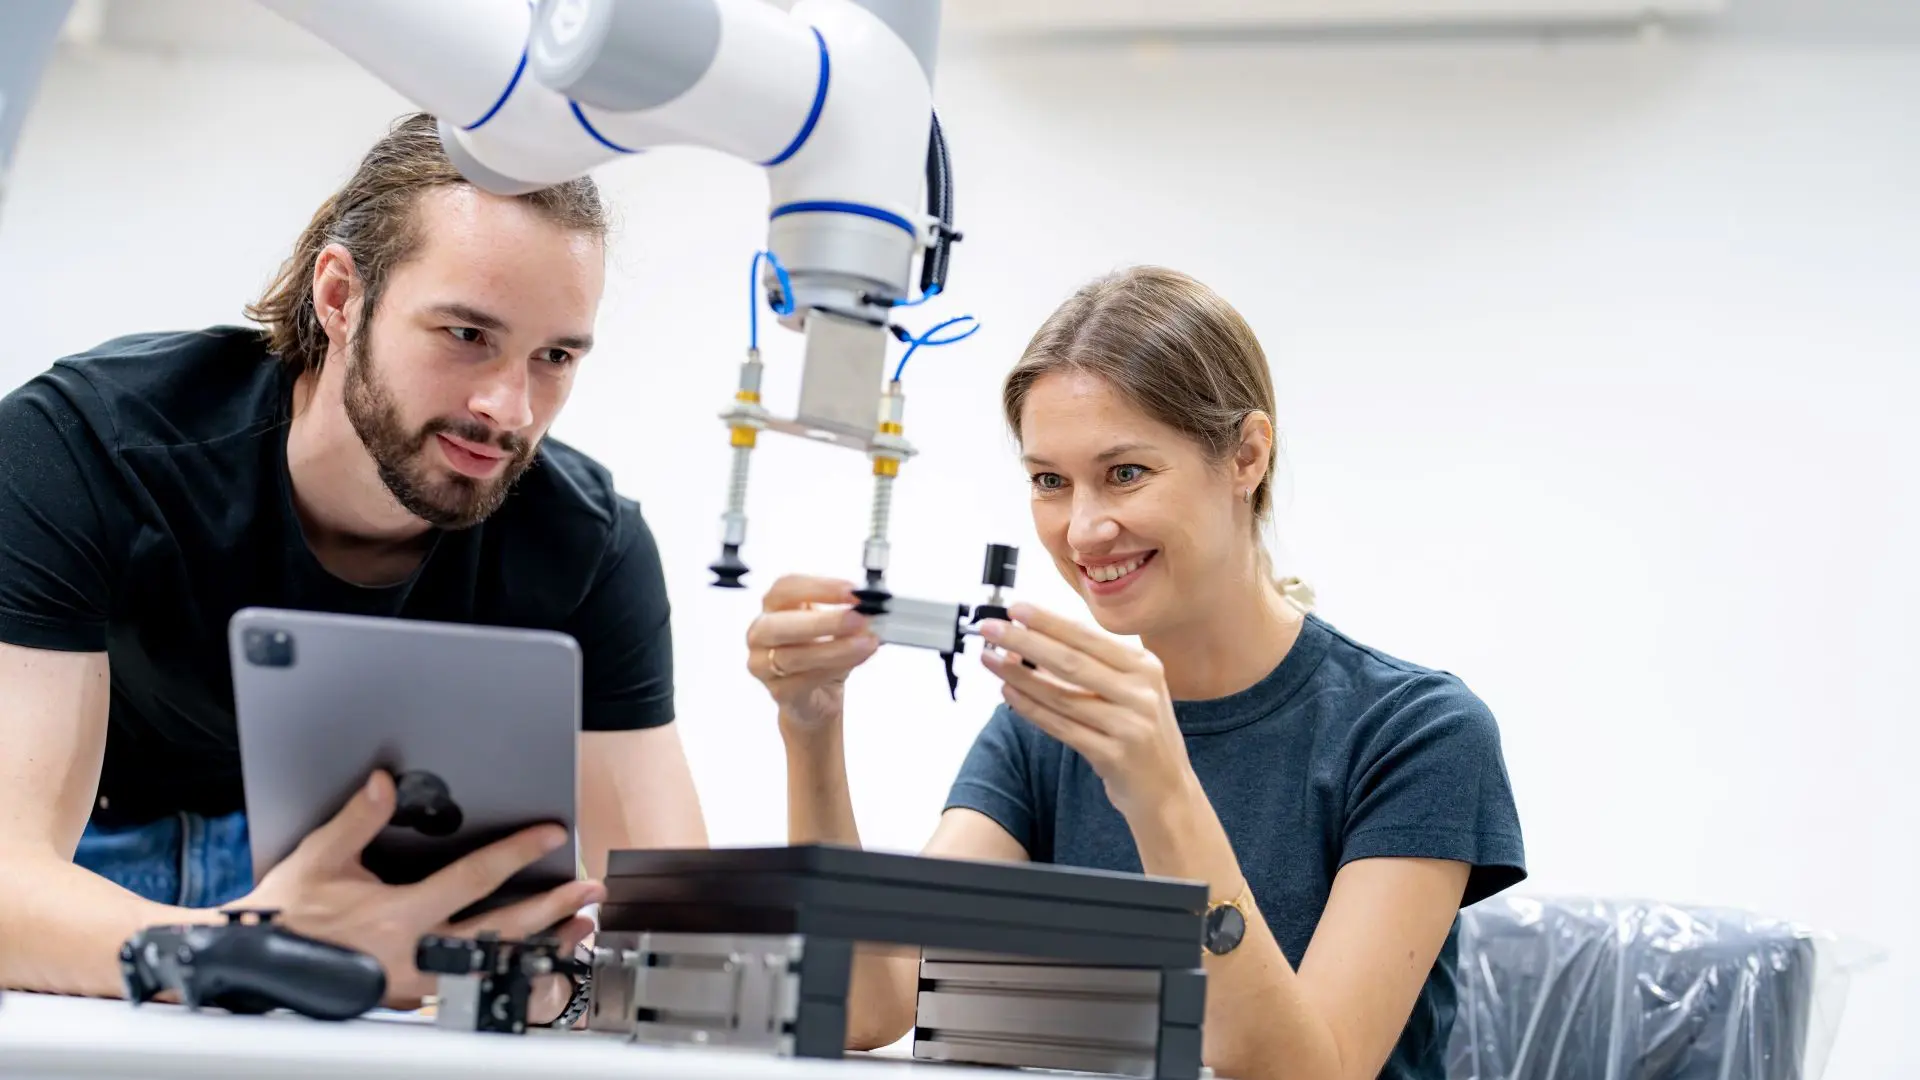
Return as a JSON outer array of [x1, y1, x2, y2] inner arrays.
[[746, 575, 881, 734]]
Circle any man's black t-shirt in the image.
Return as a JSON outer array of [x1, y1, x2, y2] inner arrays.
[[0, 327, 676, 827]]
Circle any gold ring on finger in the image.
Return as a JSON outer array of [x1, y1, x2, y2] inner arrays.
[[767, 646, 789, 679]]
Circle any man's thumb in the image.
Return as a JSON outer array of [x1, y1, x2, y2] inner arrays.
[[304, 770, 395, 865]]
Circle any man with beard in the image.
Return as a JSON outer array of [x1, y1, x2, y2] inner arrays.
[[0, 113, 705, 1018]]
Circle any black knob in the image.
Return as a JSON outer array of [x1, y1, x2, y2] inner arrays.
[[982, 544, 1019, 589], [710, 544, 749, 589], [392, 770, 463, 838]]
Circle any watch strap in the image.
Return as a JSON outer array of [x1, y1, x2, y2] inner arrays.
[[542, 941, 594, 1029]]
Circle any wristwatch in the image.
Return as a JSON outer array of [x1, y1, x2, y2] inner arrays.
[[541, 941, 594, 1029], [1202, 881, 1253, 956]]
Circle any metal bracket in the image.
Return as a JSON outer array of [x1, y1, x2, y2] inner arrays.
[[794, 310, 890, 445]]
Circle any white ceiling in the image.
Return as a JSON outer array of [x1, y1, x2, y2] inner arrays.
[[943, 0, 1726, 33], [55, 0, 1920, 56]]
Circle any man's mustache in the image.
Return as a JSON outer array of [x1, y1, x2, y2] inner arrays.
[[418, 417, 530, 458]]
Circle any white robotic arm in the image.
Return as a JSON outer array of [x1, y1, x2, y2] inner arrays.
[[4, 0, 999, 692], [260, 0, 963, 608]]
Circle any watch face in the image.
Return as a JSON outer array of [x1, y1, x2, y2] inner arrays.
[[1204, 903, 1247, 955]]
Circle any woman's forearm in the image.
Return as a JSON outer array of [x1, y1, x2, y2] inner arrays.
[[1126, 775, 1346, 1080], [781, 716, 860, 848], [780, 719, 920, 1051]]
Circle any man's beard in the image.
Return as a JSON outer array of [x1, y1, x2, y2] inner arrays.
[[342, 334, 536, 530]]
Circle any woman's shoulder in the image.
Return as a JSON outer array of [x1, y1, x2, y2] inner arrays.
[[1302, 616, 1502, 746]]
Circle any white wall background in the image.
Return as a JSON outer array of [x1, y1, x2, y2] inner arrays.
[[2, 2, 1914, 1075]]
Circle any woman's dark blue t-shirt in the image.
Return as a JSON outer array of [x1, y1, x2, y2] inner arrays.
[[945, 613, 1526, 1080]]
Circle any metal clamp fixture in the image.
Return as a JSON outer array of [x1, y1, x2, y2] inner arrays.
[[861, 541, 1021, 698], [587, 932, 853, 1058], [417, 933, 585, 1035]]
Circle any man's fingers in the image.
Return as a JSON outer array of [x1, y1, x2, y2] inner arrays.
[[550, 914, 595, 952], [762, 575, 858, 612], [298, 770, 397, 868], [405, 824, 574, 921], [448, 881, 606, 942], [747, 606, 868, 649]]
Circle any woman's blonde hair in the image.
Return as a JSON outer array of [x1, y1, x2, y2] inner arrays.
[[1003, 265, 1282, 549]]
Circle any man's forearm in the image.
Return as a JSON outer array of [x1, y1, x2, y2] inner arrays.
[[781, 718, 918, 1051], [0, 848, 222, 997]]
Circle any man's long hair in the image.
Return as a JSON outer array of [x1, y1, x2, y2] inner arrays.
[[244, 112, 610, 373]]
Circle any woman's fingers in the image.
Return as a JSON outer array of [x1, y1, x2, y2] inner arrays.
[[986, 650, 1123, 735], [1008, 603, 1143, 671], [762, 575, 859, 613], [748, 605, 868, 649], [750, 633, 878, 682], [1000, 680, 1114, 764], [980, 620, 1130, 701]]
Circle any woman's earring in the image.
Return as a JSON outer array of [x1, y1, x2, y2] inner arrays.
[[1242, 488, 1253, 504]]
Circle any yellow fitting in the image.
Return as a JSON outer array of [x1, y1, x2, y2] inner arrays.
[[872, 457, 900, 478], [735, 390, 762, 404], [879, 421, 903, 436], [730, 427, 758, 449]]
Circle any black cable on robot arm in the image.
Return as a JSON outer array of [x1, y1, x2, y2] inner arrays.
[[919, 110, 956, 296]]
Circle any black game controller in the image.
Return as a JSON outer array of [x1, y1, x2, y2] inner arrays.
[[120, 909, 387, 1021]]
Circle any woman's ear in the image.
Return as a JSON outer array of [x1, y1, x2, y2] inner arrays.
[[1234, 411, 1275, 492]]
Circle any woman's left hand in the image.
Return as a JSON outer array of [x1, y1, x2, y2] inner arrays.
[[978, 604, 1196, 821]]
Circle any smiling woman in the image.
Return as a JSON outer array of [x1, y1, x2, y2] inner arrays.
[[749, 265, 1526, 1080]]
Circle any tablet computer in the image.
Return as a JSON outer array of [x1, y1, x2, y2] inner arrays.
[[230, 607, 581, 919]]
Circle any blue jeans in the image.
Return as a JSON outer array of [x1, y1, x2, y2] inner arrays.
[[74, 811, 255, 909]]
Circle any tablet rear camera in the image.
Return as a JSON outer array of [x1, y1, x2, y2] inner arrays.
[[244, 628, 295, 668]]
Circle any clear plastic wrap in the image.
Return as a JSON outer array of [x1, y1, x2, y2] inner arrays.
[[1447, 896, 1885, 1080]]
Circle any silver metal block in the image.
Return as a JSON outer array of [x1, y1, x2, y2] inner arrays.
[[913, 955, 1173, 1079], [586, 932, 806, 1055], [793, 310, 889, 443], [433, 976, 485, 1032], [586, 932, 641, 1034], [871, 597, 962, 652], [916, 1035, 1159, 1079], [916, 986, 1160, 1043]]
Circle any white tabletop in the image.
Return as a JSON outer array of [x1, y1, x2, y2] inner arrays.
[[0, 991, 991, 1080]]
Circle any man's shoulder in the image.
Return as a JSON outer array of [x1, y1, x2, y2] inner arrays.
[[520, 436, 622, 520], [25, 326, 282, 449], [491, 436, 650, 570]]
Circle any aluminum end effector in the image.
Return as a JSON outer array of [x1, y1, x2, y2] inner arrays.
[[868, 542, 1021, 700]]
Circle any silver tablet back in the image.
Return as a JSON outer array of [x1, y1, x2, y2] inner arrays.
[[230, 607, 580, 915]]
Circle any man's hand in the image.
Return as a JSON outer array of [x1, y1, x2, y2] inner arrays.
[[241, 769, 605, 1009]]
